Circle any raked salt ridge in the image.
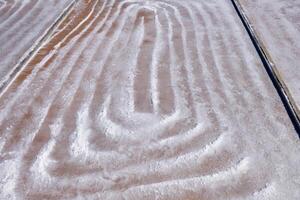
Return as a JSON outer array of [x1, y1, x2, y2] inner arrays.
[[0, 0, 300, 199]]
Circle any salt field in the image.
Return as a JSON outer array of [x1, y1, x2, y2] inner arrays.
[[0, 0, 73, 87], [239, 0, 300, 119], [0, 0, 300, 199]]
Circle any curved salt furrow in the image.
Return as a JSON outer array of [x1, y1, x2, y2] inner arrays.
[[0, 0, 300, 199], [238, 0, 300, 119], [0, 0, 73, 85]]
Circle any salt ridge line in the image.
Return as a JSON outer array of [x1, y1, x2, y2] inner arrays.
[[153, 8, 174, 114], [0, 0, 300, 199], [165, 3, 198, 126], [185, 2, 221, 129], [104, 133, 242, 188], [121, 157, 259, 200], [0, 0, 73, 88], [171, 1, 207, 120]]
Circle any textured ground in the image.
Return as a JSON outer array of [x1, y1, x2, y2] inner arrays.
[[239, 0, 300, 116], [0, 0, 300, 199], [0, 0, 72, 86]]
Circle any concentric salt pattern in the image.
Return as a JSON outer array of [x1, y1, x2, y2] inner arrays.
[[0, 0, 300, 199]]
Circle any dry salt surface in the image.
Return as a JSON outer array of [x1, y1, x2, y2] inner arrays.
[[239, 0, 300, 117], [0, 0, 300, 199], [0, 0, 73, 86]]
